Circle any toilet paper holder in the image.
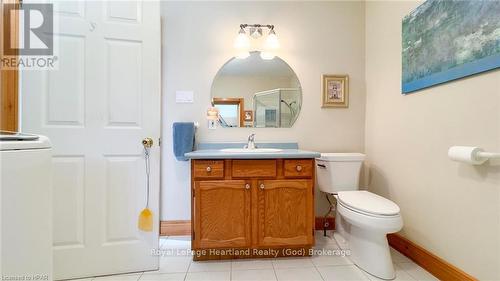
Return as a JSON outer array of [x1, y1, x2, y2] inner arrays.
[[448, 146, 500, 165]]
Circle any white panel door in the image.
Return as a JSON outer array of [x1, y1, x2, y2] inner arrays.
[[21, 1, 161, 279]]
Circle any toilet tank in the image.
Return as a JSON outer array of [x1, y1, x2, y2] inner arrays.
[[316, 153, 366, 193]]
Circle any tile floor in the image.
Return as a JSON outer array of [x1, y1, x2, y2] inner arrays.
[[75, 232, 438, 281]]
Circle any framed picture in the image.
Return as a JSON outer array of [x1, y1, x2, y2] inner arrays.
[[402, 0, 500, 94], [244, 110, 253, 122], [322, 74, 349, 108]]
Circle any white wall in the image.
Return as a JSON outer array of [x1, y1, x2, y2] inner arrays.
[[161, 1, 366, 220], [365, 1, 500, 279]]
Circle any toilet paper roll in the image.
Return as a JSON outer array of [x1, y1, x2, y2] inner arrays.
[[448, 146, 487, 165]]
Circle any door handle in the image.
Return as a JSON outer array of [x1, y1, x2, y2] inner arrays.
[[245, 183, 251, 190], [259, 183, 265, 190], [142, 137, 153, 148]]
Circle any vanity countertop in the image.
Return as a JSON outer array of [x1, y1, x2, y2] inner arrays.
[[185, 149, 320, 159], [184, 142, 321, 159]]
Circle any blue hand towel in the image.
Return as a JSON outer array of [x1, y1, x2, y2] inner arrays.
[[173, 122, 195, 161]]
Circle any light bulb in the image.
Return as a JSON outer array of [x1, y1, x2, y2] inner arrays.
[[263, 29, 280, 50], [234, 27, 250, 51], [234, 27, 250, 59], [261, 29, 279, 60]]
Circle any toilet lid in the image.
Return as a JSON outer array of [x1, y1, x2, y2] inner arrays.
[[337, 191, 400, 216]]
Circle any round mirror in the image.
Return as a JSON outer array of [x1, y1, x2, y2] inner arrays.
[[211, 52, 302, 128]]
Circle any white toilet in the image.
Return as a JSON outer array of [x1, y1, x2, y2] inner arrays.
[[316, 153, 403, 280]]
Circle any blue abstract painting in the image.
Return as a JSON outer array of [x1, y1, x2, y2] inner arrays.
[[402, 0, 500, 94]]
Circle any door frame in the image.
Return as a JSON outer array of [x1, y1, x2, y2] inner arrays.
[[212, 97, 245, 127], [0, 0, 19, 132]]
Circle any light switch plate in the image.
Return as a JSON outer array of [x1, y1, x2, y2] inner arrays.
[[175, 91, 194, 103]]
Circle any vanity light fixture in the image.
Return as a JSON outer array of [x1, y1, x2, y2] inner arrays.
[[234, 24, 280, 60]]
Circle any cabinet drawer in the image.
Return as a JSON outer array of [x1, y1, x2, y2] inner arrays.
[[232, 160, 276, 178], [284, 159, 313, 178], [193, 160, 224, 179]]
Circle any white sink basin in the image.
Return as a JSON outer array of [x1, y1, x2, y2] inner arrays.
[[220, 148, 283, 153]]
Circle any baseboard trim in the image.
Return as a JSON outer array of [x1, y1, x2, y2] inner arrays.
[[387, 233, 477, 281], [160, 220, 191, 236]]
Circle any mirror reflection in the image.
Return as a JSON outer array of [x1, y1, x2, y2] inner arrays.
[[211, 52, 302, 128]]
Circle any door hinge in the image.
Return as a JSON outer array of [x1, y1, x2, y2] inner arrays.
[[158, 137, 161, 146], [19, 0, 23, 8]]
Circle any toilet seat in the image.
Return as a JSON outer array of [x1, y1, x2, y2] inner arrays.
[[337, 191, 400, 217]]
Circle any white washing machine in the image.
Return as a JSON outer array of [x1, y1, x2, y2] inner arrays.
[[0, 132, 52, 280]]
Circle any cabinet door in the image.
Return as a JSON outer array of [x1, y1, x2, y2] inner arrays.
[[256, 180, 313, 247], [194, 180, 251, 248]]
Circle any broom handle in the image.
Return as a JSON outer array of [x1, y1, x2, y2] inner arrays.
[[144, 147, 151, 209]]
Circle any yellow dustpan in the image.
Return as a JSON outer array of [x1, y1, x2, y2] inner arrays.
[[139, 138, 153, 232]]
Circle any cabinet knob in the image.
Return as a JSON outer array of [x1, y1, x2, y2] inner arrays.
[[296, 165, 303, 172], [259, 183, 265, 190], [245, 183, 250, 190], [206, 166, 212, 172]]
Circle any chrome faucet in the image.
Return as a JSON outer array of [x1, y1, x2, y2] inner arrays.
[[245, 133, 256, 149]]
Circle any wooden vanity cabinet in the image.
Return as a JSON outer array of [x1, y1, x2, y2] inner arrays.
[[191, 159, 315, 260]]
